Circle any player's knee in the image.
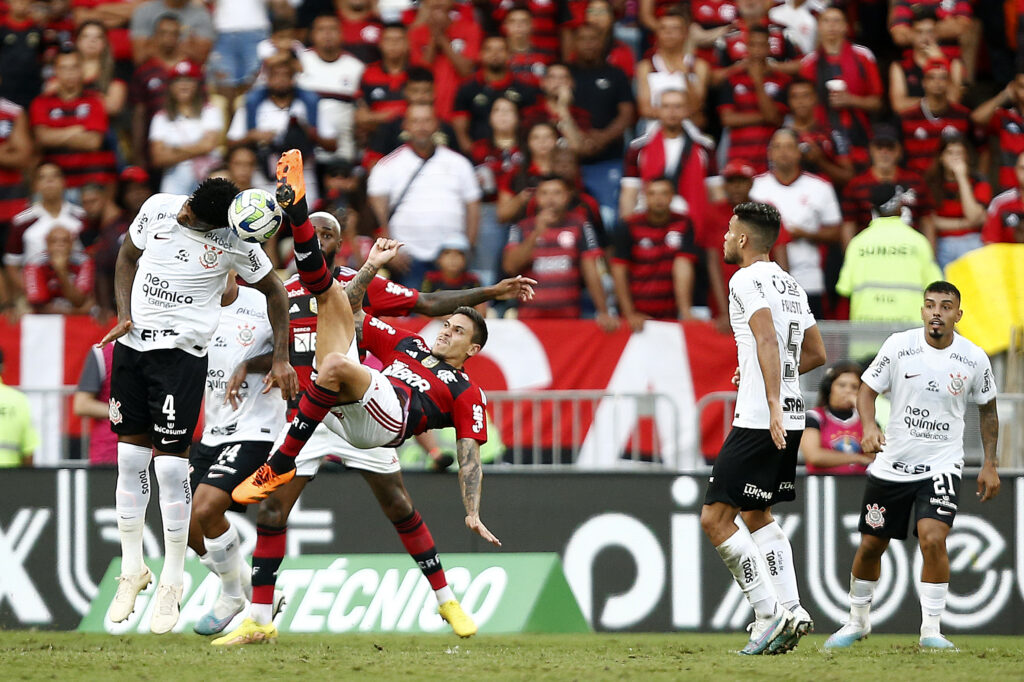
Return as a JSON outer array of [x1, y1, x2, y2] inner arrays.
[[918, 531, 946, 556], [193, 494, 224, 530], [381, 490, 413, 522], [318, 352, 358, 385], [700, 505, 726, 537]]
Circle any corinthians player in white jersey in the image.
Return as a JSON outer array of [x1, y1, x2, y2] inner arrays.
[[98, 179, 298, 634], [701, 202, 826, 656], [826, 281, 1000, 651]]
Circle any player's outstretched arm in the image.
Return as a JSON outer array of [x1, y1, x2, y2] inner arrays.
[[456, 437, 501, 547], [977, 399, 1000, 502], [857, 383, 885, 454], [799, 324, 827, 374], [748, 308, 785, 449], [413, 276, 538, 317], [252, 271, 299, 400], [98, 237, 143, 347]]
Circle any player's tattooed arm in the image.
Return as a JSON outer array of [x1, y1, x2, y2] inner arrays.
[[457, 437, 502, 546], [414, 276, 538, 316], [977, 399, 1001, 502], [99, 237, 143, 346], [345, 260, 377, 315]]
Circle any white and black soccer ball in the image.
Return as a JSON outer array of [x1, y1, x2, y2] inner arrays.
[[228, 188, 283, 243]]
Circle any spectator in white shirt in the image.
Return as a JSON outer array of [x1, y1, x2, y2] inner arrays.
[[367, 102, 482, 288], [749, 128, 842, 317], [149, 61, 226, 196]]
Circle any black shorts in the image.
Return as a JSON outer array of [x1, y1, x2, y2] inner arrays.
[[110, 344, 207, 454], [190, 440, 273, 510], [704, 426, 802, 511], [857, 472, 961, 540]]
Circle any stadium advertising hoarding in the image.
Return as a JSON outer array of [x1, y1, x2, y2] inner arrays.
[[0, 469, 1022, 634]]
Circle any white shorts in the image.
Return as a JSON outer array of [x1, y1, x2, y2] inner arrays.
[[291, 421, 401, 476]]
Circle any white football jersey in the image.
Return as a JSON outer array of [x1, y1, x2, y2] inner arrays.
[[730, 260, 817, 430], [118, 194, 273, 357], [862, 328, 996, 482], [201, 287, 286, 445]]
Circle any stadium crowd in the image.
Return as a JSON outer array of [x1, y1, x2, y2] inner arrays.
[[0, 0, 1021, 326]]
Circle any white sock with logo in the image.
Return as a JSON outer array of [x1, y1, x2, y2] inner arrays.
[[750, 521, 801, 612], [239, 554, 253, 602], [715, 530, 778, 620], [849, 574, 877, 625], [154, 456, 191, 587], [206, 524, 243, 604], [918, 581, 947, 636], [115, 443, 152, 577]]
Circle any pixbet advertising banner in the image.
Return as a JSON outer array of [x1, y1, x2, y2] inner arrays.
[[1, 470, 1022, 634]]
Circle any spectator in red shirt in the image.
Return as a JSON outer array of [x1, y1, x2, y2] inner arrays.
[[889, 0, 972, 63], [684, 0, 737, 63], [492, 0, 573, 59], [798, 7, 883, 168], [30, 48, 117, 191], [801, 360, 870, 476], [23, 225, 93, 313], [898, 58, 974, 175], [971, 72, 1024, 192], [889, 7, 965, 114], [334, 0, 384, 64], [924, 134, 990, 269], [502, 5, 554, 85], [842, 125, 933, 246], [471, 96, 522, 283], [784, 77, 854, 187], [0, 96, 33, 302], [421, 234, 486, 314], [129, 14, 184, 167], [408, 0, 482, 120], [524, 146, 606, 244], [80, 181, 129, 318], [355, 23, 410, 139], [519, 62, 589, 140], [612, 177, 699, 331], [983, 151, 1024, 245], [711, 0, 803, 85], [497, 120, 559, 223], [718, 25, 787, 174], [503, 175, 614, 328]]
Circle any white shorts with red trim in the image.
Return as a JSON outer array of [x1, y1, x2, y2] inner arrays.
[[290, 421, 401, 476], [320, 366, 407, 449]]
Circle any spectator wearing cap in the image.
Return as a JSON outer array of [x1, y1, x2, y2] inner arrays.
[[784, 77, 854, 187], [129, 0, 215, 65], [205, 0, 271, 101], [421, 233, 485, 312], [698, 158, 790, 332], [298, 14, 366, 166], [227, 50, 336, 205], [407, 0, 482, 121], [503, 175, 615, 329], [149, 60, 225, 195], [621, 88, 711, 221], [836, 182, 942, 322], [924, 134, 990, 269], [128, 14, 185, 167], [717, 25, 788, 174], [984, 151, 1024, 245], [842, 125, 933, 245], [452, 34, 538, 153], [889, 8, 965, 114], [750, 128, 842, 318], [23, 225, 94, 313], [30, 48, 118, 192], [798, 8, 883, 168], [355, 23, 411, 139], [971, 72, 1024, 191], [898, 57, 974, 175], [612, 177, 699, 332], [80, 181, 129, 317], [117, 166, 152, 221], [4, 163, 86, 299], [367, 102, 481, 289], [0, 348, 38, 468]]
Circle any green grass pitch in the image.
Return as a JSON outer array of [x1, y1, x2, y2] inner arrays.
[[2, 632, 1022, 681]]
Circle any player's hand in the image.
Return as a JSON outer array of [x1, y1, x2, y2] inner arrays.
[[768, 403, 786, 449], [466, 514, 501, 547], [861, 427, 885, 454], [367, 237, 403, 268], [225, 364, 248, 409], [977, 462, 1001, 502], [626, 311, 650, 333], [731, 367, 740, 387], [264, 359, 299, 400], [491, 275, 537, 302], [97, 318, 132, 347]]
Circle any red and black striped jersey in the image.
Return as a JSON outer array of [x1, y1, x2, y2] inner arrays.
[[898, 101, 974, 174], [508, 48, 553, 86], [129, 57, 172, 118], [470, 139, 522, 203], [0, 98, 27, 223], [285, 267, 420, 392], [890, 0, 971, 59], [713, 19, 801, 68], [718, 71, 789, 173], [985, 106, 1024, 191], [360, 314, 488, 444], [339, 14, 383, 64], [358, 62, 408, 118], [491, 0, 573, 56], [612, 211, 698, 319], [505, 214, 602, 318], [29, 92, 117, 188], [691, 0, 739, 62], [842, 168, 932, 232], [928, 174, 990, 236], [983, 188, 1024, 244]]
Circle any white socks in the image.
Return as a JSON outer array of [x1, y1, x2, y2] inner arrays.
[[250, 603, 273, 625], [751, 521, 801, 612], [715, 530, 778, 620], [435, 586, 455, 606], [154, 456, 192, 587], [918, 581, 948, 636], [205, 525, 243, 603], [116, 443, 152, 576], [849, 574, 878, 625]]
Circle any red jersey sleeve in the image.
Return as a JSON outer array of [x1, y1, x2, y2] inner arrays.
[[23, 262, 48, 304], [623, 141, 641, 180], [366, 275, 420, 316], [81, 95, 109, 133], [452, 385, 488, 443], [76, 258, 95, 294], [359, 314, 406, 358]]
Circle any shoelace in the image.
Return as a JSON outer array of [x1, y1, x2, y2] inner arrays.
[[250, 465, 276, 487]]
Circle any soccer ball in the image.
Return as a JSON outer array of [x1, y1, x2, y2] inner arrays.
[[228, 188, 283, 243]]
